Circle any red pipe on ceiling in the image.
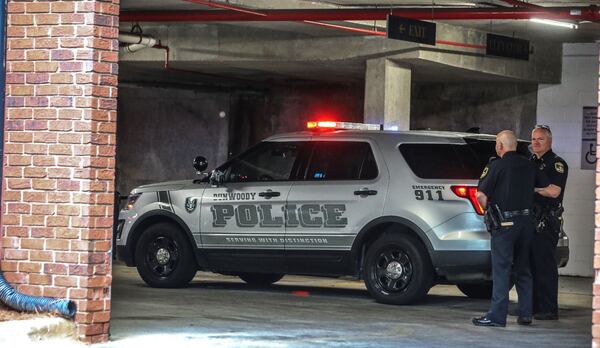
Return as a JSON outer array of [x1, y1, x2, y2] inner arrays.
[[120, 6, 600, 22], [500, 0, 543, 9], [182, 0, 266, 16]]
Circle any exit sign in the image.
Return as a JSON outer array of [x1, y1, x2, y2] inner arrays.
[[387, 15, 436, 45], [486, 33, 530, 61]]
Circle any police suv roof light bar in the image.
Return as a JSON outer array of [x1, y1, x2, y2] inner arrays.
[[306, 121, 382, 131]]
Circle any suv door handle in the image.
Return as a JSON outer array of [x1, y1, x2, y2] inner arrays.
[[354, 189, 377, 196], [258, 190, 280, 199]]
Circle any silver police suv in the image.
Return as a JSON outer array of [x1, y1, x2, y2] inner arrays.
[[116, 123, 569, 305]]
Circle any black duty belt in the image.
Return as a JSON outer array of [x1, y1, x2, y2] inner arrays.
[[502, 209, 531, 219]]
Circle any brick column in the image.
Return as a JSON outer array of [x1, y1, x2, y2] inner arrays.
[[594, 42, 600, 348], [0, 0, 118, 343]]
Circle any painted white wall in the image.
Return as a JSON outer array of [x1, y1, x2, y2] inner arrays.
[[537, 43, 599, 277]]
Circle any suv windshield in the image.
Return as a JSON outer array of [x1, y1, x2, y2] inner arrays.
[[399, 138, 532, 180]]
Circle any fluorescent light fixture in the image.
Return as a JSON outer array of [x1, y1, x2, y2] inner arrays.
[[529, 18, 578, 29]]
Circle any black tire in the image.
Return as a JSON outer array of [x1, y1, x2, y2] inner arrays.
[[238, 273, 284, 286], [364, 233, 433, 305], [135, 222, 197, 288], [456, 282, 493, 299]]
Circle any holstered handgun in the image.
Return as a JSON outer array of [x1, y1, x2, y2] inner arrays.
[[483, 204, 503, 232], [535, 204, 564, 234]]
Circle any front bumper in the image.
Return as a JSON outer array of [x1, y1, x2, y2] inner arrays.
[[114, 218, 135, 266], [117, 245, 134, 266]]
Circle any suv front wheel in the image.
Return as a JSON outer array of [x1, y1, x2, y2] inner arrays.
[[364, 233, 433, 305], [135, 222, 197, 288]]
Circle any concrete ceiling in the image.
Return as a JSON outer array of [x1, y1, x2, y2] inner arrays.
[[120, 0, 600, 42], [119, 0, 599, 86]]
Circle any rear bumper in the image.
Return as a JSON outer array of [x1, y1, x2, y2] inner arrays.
[[432, 240, 569, 282], [432, 250, 491, 282], [557, 244, 569, 268]]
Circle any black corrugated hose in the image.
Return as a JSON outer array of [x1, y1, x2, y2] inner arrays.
[[0, 271, 76, 318]]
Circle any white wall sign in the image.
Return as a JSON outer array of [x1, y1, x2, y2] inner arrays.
[[581, 106, 598, 170]]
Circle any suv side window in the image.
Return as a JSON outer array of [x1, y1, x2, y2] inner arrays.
[[222, 141, 304, 182], [304, 141, 378, 181]]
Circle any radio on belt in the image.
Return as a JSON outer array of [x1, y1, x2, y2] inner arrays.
[[306, 120, 383, 131]]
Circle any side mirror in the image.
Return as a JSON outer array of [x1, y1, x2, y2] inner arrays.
[[193, 156, 208, 174], [209, 169, 225, 186]]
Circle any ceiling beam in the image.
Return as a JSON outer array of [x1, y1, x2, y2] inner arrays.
[[121, 6, 600, 23]]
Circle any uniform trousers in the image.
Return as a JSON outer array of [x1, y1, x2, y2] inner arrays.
[[488, 215, 535, 324], [531, 218, 560, 315]]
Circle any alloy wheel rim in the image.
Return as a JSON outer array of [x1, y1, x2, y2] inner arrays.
[[146, 236, 180, 277], [374, 248, 413, 293]]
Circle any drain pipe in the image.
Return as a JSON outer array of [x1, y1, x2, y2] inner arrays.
[[119, 32, 157, 53], [0, 272, 76, 318]]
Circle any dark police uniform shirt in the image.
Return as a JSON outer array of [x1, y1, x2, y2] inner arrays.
[[478, 151, 550, 212], [530, 150, 568, 207]]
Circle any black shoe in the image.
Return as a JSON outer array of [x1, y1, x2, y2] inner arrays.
[[517, 317, 532, 325], [472, 316, 506, 327], [508, 308, 519, 317], [534, 312, 558, 320]]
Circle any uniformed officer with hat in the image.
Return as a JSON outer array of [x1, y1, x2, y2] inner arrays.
[[472, 130, 559, 327], [530, 125, 568, 320]]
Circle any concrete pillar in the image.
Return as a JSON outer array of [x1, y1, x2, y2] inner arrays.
[[0, 0, 119, 343], [364, 58, 411, 130]]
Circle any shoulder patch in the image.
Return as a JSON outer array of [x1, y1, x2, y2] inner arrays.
[[480, 166, 489, 179], [554, 162, 565, 174]]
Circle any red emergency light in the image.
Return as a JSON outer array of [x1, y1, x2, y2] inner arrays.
[[451, 185, 484, 215], [306, 121, 382, 131]]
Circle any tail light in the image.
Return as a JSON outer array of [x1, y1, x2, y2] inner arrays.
[[451, 185, 484, 215]]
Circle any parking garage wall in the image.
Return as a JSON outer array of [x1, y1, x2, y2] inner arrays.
[[116, 85, 230, 196], [411, 82, 537, 139], [537, 43, 599, 278], [228, 83, 364, 157], [116, 83, 364, 194]]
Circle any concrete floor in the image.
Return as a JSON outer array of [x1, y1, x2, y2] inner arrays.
[[105, 262, 592, 348]]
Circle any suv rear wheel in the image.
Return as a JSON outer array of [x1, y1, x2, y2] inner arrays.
[[135, 222, 197, 288], [364, 233, 433, 305], [238, 273, 284, 286], [456, 282, 493, 299]]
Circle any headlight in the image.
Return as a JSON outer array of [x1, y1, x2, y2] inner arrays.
[[124, 193, 141, 210]]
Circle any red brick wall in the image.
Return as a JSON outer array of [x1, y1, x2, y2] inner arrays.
[[0, 0, 119, 343]]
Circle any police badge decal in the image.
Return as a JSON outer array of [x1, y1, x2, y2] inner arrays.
[[185, 197, 197, 213]]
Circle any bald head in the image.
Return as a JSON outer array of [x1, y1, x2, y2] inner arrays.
[[495, 130, 517, 157]]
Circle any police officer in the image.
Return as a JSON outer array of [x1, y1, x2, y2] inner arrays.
[[530, 125, 568, 320], [472, 130, 557, 327]]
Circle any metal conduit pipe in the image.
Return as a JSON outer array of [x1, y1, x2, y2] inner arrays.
[[119, 32, 157, 53], [120, 6, 600, 23], [0, 271, 76, 318]]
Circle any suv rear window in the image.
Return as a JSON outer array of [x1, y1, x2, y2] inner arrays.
[[463, 138, 531, 170], [400, 139, 532, 180], [400, 144, 482, 179]]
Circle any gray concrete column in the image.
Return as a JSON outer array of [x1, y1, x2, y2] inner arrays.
[[364, 58, 411, 130]]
